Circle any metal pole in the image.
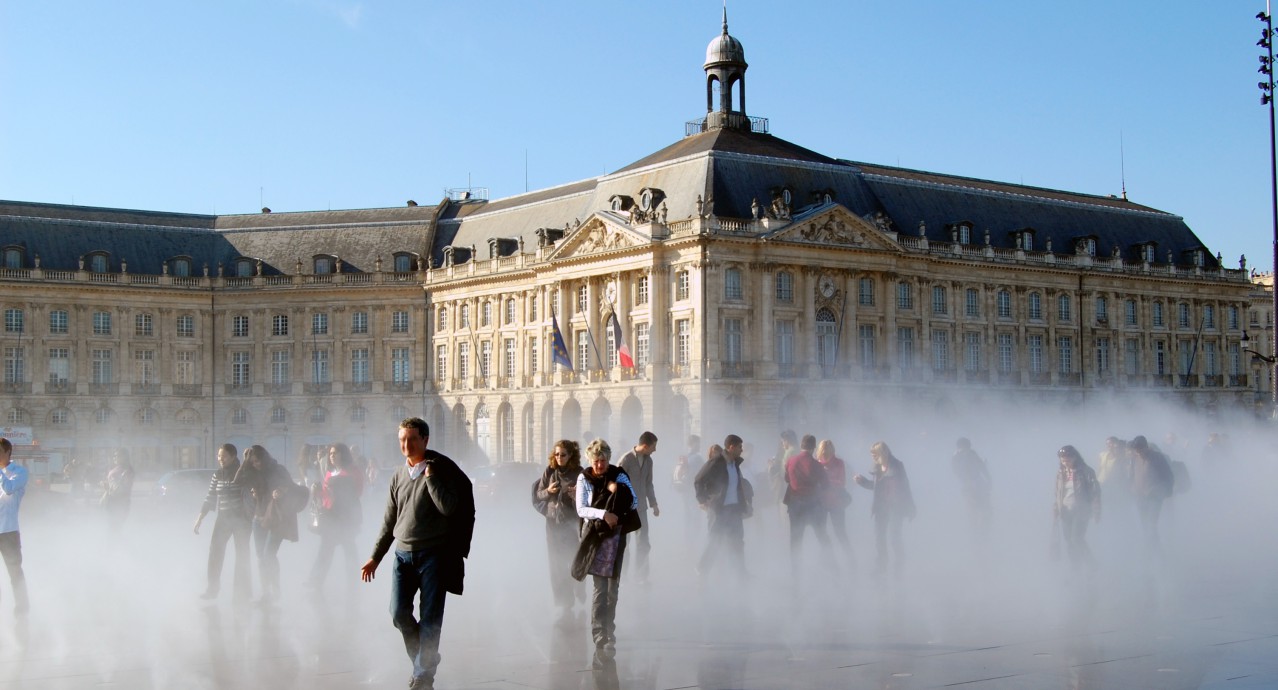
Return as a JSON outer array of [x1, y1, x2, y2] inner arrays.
[[1267, 2, 1278, 410]]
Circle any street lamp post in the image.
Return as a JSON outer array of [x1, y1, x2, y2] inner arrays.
[[1258, 5, 1278, 412]]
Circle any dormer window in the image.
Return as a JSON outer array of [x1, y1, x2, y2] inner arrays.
[[609, 195, 634, 213], [950, 222, 973, 244], [1140, 244, 1157, 264], [314, 256, 334, 274], [2, 247, 23, 269], [235, 259, 254, 277], [88, 252, 109, 273], [171, 257, 192, 277], [1012, 229, 1034, 251], [393, 253, 415, 273], [1076, 237, 1097, 256]]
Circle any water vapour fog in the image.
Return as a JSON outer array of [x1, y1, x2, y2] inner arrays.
[[0, 391, 1274, 689]]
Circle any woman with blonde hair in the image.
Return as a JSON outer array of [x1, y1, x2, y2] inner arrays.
[[573, 439, 637, 657], [534, 439, 584, 617], [815, 439, 854, 563], [853, 441, 915, 575]]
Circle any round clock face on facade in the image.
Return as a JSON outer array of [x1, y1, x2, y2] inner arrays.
[[820, 276, 836, 297]]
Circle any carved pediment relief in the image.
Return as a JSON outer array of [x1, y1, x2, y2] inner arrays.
[[545, 216, 645, 261], [764, 207, 903, 252]]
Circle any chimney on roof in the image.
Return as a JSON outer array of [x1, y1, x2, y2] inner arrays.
[[407, 200, 417, 207], [261, 207, 271, 214]]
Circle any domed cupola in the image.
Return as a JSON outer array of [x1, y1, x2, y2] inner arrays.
[[703, 7, 750, 131]]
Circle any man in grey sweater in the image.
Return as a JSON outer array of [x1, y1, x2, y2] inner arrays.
[[362, 418, 474, 690], [617, 430, 659, 584]]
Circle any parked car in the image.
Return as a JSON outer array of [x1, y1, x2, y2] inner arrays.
[[153, 468, 217, 505], [470, 462, 543, 503]]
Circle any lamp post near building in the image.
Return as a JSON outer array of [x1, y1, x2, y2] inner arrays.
[[1257, 4, 1278, 412]]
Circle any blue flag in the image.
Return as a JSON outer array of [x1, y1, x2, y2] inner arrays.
[[551, 314, 573, 371]]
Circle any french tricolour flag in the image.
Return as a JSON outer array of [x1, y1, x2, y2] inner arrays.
[[610, 312, 634, 368]]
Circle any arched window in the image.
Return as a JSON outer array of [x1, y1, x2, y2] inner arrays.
[[95, 407, 114, 425], [50, 407, 71, 426], [314, 256, 333, 274], [394, 253, 415, 273], [137, 408, 157, 426], [270, 406, 287, 424], [816, 308, 838, 376], [231, 408, 249, 425], [88, 253, 109, 273], [6, 408, 28, 425], [176, 409, 198, 426], [309, 407, 327, 424], [350, 406, 368, 423]]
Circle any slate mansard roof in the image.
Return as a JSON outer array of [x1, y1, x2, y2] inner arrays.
[[0, 129, 1217, 272]]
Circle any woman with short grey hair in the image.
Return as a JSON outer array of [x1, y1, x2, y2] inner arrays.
[[573, 439, 637, 656]]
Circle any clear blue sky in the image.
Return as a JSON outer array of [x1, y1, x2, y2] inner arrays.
[[1, 1, 1273, 272]]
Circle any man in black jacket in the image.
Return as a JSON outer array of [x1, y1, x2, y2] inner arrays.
[[361, 418, 475, 690], [694, 434, 752, 579]]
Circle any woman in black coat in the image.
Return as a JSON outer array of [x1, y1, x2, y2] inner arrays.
[[534, 439, 584, 617]]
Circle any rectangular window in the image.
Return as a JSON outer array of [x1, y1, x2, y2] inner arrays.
[[49, 310, 68, 334], [92, 349, 113, 384], [1095, 297, 1108, 324], [312, 313, 329, 335], [1028, 335, 1044, 373], [504, 299, 515, 326], [176, 350, 195, 385], [1125, 300, 1138, 327], [1178, 303, 1190, 329], [931, 330, 950, 370], [436, 345, 448, 382], [94, 311, 113, 336], [1229, 342, 1242, 376], [775, 320, 795, 366], [897, 282, 914, 310], [575, 332, 589, 371], [860, 278, 875, 307], [351, 348, 370, 383], [1125, 339, 1140, 376], [964, 332, 981, 371], [724, 269, 743, 300], [311, 349, 330, 383], [635, 323, 650, 367], [351, 311, 368, 334], [392, 310, 409, 334], [130, 312, 151, 337], [1204, 341, 1218, 376], [529, 339, 539, 376], [528, 296, 538, 323], [177, 314, 194, 338], [897, 327, 915, 369], [134, 349, 155, 385], [1057, 295, 1071, 322], [481, 302, 492, 328], [232, 315, 249, 338], [997, 333, 1015, 373], [503, 338, 516, 377], [997, 291, 1011, 319], [480, 341, 492, 378], [1179, 341, 1193, 375], [1095, 338, 1109, 374], [4, 309, 23, 334], [48, 348, 70, 385], [272, 314, 289, 337], [3, 347, 23, 384], [1057, 336, 1073, 374], [932, 286, 948, 316], [776, 272, 793, 302], [606, 323, 617, 369], [724, 318, 743, 363], [858, 325, 876, 368], [231, 352, 250, 387], [1203, 305, 1216, 330], [392, 347, 411, 384], [1155, 340, 1167, 375], [676, 319, 691, 366], [1228, 306, 1240, 330], [636, 276, 649, 306], [1153, 302, 1165, 328], [1028, 294, 1042, 320], [676, 271, 690, 301], [272, 350, 290, 385], [965, 289, 980, 318], [578, 285, 589, 313]]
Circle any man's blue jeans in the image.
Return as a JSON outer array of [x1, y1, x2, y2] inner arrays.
[[391, 549, 447, 683]]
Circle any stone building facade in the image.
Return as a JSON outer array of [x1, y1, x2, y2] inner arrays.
[[0, 19, 1260, 471]]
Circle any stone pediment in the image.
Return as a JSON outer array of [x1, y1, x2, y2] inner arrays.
[[763, 207, 902, 252], [545, 215, 647, 260]]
